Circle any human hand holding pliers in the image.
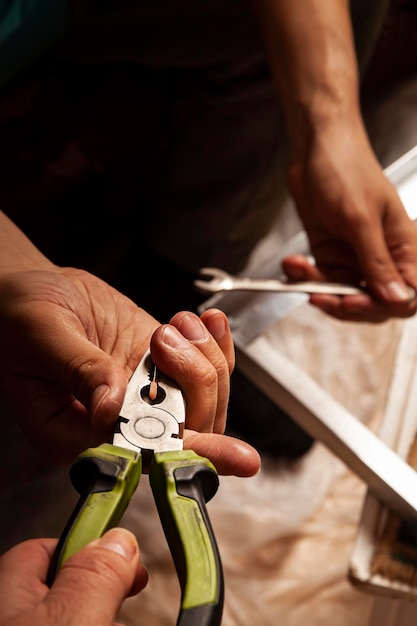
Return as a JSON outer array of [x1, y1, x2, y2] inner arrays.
[[48, 349, 224, 626]]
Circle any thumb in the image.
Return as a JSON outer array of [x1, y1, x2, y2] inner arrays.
[[47, 529, 148, 626]]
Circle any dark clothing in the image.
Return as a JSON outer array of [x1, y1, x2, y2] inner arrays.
[[0, 1, 389, 294]]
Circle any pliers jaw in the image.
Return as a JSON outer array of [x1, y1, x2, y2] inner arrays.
[[113, 350, 185, 465]]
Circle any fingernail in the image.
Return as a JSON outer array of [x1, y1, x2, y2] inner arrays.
[[161, 325, 191, 348], [407, 286, 416, 301], [177, 314, 206, 342], [97, 529, 137, 560], [206, 312, 227, 340], [383, 281, 413, 302]]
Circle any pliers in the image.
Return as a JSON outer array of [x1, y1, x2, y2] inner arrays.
[[48, 350, 224, 626]]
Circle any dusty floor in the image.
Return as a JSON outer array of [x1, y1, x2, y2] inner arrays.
[[2, 74, 417, 625]]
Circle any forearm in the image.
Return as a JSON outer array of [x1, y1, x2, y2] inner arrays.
[[253, 0, 361, 159], [0, 211, 55, 278]]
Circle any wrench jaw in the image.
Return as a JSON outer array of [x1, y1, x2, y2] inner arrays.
[[193, 267, 230, 294], [194, 280, 218, 294]]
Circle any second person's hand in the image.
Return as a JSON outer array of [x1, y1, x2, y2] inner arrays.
[[282, 119, 417, 323]]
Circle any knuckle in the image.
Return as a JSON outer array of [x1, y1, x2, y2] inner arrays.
[[65, 549, 127, 590]]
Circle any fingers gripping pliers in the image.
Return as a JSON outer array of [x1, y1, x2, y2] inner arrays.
[[48, 351, 224, 626]]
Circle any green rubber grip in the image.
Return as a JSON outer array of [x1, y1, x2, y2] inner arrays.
[[47, 443, 142, 585], [149, 450, 224, 626]]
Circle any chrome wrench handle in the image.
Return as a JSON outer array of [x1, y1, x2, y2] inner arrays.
[[194, 267, 364, 296]]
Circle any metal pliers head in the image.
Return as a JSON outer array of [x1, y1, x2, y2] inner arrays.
[[113, 351, 185, 465]]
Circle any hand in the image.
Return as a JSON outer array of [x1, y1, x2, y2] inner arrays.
[[0, 267, 260, 476], [0, 528, 148, 626], [282, 119, 417, 323], [252, 0, 417, 323]]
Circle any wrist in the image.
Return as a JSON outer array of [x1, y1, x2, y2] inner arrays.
[[285, 91, 364, 163], [0, 211, 56, 279]]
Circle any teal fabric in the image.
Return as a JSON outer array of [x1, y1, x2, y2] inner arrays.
[[0, 0, 69, 88]]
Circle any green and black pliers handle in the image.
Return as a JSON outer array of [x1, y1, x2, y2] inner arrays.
[[47, 443, 224, 626]]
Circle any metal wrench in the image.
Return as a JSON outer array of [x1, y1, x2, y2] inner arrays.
[[194, 267, 364, 297]]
